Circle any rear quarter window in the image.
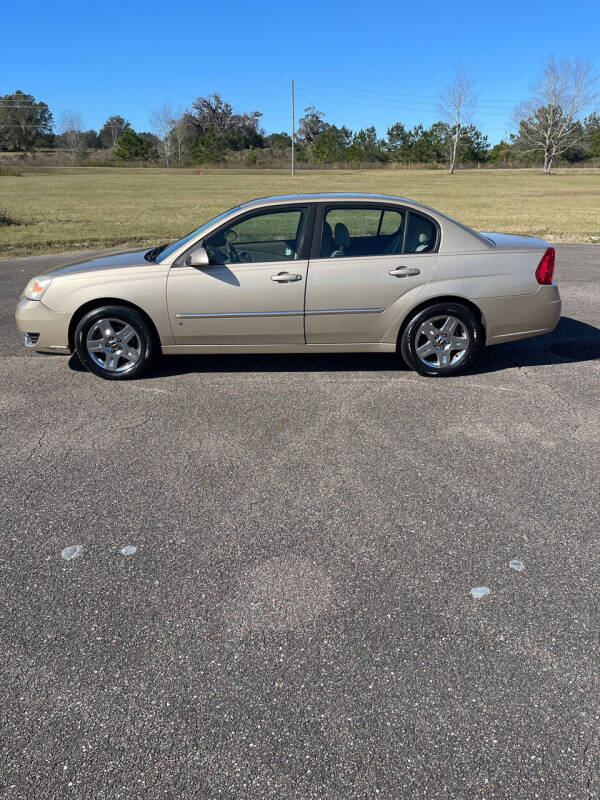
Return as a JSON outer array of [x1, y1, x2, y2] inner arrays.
[[405, 212, 437, 254]]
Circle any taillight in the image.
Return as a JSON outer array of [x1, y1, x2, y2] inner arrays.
[[536, 248, 555, 285]]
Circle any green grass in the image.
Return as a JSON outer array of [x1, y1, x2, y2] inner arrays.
[[1, 166, 600, 256]]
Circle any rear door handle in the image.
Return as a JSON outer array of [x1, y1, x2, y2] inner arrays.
[[271, 272, 302, 282], [389, 267, 420, 277]]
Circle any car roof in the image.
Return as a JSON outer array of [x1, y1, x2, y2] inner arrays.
[[240, 192, 430, 211]]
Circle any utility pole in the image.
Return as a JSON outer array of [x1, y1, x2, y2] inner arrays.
[[291, 78, 295, 177]]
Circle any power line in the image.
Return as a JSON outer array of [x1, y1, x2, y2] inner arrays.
[[0, 81, 285, 100], [295, 89, 598, 116], [295, 92, 519, 117], [295, 79, 599, 108]]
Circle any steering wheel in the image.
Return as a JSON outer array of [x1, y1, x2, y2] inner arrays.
[[226, 243, 240, 263], [223, 229, 240, 263]]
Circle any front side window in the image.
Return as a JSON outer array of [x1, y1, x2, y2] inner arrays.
[[320, 206, 405, 258], [203, 207, 307, 265]]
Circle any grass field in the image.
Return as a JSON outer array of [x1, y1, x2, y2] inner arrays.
[[1, 166, 600, 256]]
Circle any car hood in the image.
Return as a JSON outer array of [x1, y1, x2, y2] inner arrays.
[[479, 232, 550, 250], [47, 249, 150, 278]]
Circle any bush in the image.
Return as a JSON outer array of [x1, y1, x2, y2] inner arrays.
[[246, 145, 257, 165], [0, 209, 20, 226]]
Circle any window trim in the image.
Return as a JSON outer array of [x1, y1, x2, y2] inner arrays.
[[310, 202, 441, 260], [174, 203, 316, 267]]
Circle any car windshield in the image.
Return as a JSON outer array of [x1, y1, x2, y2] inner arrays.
[[152, 206, 242, 264]]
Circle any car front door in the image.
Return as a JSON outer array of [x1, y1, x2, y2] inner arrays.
[[167, 205, 311, 345], [305, 204, 439, 344]]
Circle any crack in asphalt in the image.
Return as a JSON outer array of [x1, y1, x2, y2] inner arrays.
[[22, 421, 91, 504], [24, 429, 48, 463], [123, 413, 152, 431]]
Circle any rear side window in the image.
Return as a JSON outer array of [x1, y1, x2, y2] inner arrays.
[[320, 206, 405, 258], [379, 210, 404, 236]]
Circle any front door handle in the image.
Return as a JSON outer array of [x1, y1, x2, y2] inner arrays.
[[271, 272, 302, 283], [389, 267, 421, 278]]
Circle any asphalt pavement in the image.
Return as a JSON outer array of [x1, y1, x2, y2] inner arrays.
[[1, 244, 599, 799]]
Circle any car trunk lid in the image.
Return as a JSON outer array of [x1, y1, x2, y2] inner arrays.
[[478, 232, 550, 251]]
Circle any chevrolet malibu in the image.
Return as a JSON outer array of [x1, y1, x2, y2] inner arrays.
[[16, 193, 561, 380]]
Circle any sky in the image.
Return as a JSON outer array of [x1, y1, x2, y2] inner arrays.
[[2, 0, 599, 146]]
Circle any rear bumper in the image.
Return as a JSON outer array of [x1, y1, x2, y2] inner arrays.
[[15, 298, 71, 353], [479, 284, 561, 345]]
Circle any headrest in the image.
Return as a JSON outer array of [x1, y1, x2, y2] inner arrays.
[[334, 222, 351, 249]]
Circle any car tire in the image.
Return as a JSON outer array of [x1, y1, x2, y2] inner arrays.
[[74, 305, 158, 380], [400, 302, 483, 377]]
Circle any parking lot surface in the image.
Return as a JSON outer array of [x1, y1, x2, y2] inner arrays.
[[1, 244, 599, 799]]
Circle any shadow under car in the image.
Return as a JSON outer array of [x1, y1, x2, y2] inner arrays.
[[67, 316, 600, 378]]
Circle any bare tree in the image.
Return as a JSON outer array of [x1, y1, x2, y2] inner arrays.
[[514, 58, 598, 174], [151, 105, 189, 166], [439, 67, 475, 174], [58, 110, 86, 160], [99, 116, 130, 149], [171, 116, 188, 166], [151, 104, 175, 166]]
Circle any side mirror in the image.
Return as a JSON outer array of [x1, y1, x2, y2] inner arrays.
[[186, 246, 210, 268]]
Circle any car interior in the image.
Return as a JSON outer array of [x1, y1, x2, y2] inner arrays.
[[203, 209, 307, 264], [320, 207, 436, 258], [199, 204, 437, 265]]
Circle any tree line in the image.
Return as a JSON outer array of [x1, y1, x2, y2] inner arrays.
[[0, 59, 598, 173]]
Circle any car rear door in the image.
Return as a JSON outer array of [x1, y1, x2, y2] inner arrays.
[[304, 203, 439, 344]]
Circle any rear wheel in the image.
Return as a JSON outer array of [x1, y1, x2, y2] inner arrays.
[[74, 305, 157, 380], [400, 302, 483, 377]]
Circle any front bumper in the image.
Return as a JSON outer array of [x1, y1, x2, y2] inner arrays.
[[15, 298, 71, 353], [479, 284, 562, 345]]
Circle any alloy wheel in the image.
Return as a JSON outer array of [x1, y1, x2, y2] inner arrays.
[[85, 317, 142, 374], [414, 314, 470, 370]]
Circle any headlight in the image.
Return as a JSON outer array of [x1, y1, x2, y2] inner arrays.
[[23, 276, 52, 301]]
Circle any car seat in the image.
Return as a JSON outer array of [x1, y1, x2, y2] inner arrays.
[[415, 233, 431, 252], [383, 219, 406, 255], [321, 221, 335, 257], [330, 222, 351, 257]]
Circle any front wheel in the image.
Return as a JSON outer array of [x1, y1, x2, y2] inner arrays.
[[74, 305, 157, 380], [400, 302, 483, 377]]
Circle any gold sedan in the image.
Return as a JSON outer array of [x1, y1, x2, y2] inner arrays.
[[16, 193, 561, 380]]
